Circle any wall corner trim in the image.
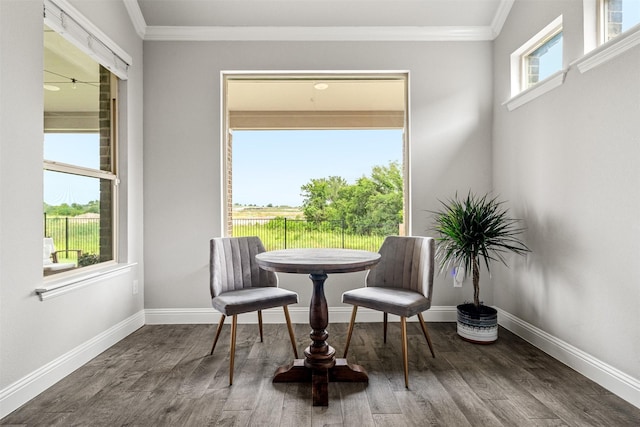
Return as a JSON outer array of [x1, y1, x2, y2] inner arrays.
[[491, 0, 515, 38], [122, 0, 147, 39]]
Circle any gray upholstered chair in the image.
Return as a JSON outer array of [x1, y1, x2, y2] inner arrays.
[[209, 236, 299, 385], [341, 235, 436, 388]]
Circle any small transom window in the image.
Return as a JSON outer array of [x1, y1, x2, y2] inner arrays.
[[600, 0, 640, 43], [510, 16, 563, 97]]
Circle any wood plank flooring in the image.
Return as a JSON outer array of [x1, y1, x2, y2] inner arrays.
[[2, 322, 639, 426]]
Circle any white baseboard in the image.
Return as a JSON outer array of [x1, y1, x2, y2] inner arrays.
[[3, 306, 638, 419], [0, 310, 145, 419], [497, 308, 640, 409], [143, 305, 459, 325]]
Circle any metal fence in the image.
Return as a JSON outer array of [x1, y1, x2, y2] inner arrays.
[[43, 215, 398, 257], [232, 217, 399, 252], [43, 214, 99, 258]]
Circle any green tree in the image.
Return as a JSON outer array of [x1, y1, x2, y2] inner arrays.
[[44, 200, 100, 217], [300, 161, 403, 235], [300, 176, 347, 223]]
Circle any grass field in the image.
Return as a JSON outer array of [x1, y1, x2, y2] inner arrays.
[[232, 208, 395, 252]]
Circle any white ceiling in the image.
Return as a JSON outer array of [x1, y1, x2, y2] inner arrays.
[[137, 0, 501, 27], [44, 27, 99, 113], [127, 0, 514, 41], [227, 76, 406, 112]]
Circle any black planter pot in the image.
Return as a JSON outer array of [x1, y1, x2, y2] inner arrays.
[[456, 303, 498, 344]]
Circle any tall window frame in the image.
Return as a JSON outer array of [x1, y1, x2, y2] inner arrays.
[[42, 0, 129, 278], [43, 66, 119, 274], [221, 72, 410, 242]]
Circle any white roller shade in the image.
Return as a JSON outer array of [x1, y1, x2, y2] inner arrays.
[[43, 0, 131, 80]]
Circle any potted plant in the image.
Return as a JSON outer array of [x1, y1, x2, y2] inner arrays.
[[431, 192, 530, 343]]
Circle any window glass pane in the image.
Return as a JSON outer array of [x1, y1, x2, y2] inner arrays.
[[224, 75, 408, 248], [621, 0, 640, 30], [44, 133, 99, 169], [44, 170, 99, 207], [44, 25, 117, 276], [525, 32, 563, 89], [231, 129, 404, 251], [44, 170, 113, 266], [606, 0, 640, 41]]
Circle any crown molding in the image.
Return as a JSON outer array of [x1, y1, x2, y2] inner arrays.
[[122, 0, 147, 39], [491, 0, 515, 38], [124, 0, 514, 42], [143, 25, 496, 41]]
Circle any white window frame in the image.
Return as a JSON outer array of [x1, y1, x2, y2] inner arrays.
[[506, 16, 566, 111], [510, 15, 563, 97], [38, 0, 134, 299], [220, 71, 411, 240], [577, 0, 640, 73], [598, 0, 640, 45], [521, 30, 563, 90]]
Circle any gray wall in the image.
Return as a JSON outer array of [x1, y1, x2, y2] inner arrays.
[[493, 1, 640, 380], [142, 40, 494, 309], [5, 0, 637, 413], [0, 0, 144, 390]]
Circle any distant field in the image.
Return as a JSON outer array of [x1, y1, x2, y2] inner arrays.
[[232, 206, 303, 218]]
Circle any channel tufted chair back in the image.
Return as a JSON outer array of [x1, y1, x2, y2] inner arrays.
[[342, 236, 436, 388], [208, 236, 299, 385], [210, 236, 277, 297], [365, 235, 435, 303]]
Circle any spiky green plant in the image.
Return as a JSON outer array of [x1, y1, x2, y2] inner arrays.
[[431, 192, 530, 308]]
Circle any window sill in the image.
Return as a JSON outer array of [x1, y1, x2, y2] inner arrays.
[[36, 262, 137, 301], [504, 70, 567, 111], [575, 23, 640, 74]]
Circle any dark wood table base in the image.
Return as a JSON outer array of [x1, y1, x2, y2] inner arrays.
[[255, 251, 381, 407], [273, 273, 369, 406], [273, 358, 368, 406]]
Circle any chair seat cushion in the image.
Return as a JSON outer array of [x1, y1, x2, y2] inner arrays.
[[212, 287, 298, 316], [342, 287, 430, 318]]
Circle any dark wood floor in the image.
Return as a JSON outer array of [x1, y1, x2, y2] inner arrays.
[[2, 322, 639, 426]]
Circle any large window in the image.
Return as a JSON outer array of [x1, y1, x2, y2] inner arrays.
[[600, 0, 640, 43], [43, 26, 119, 276], [222, 74, 408, 251]]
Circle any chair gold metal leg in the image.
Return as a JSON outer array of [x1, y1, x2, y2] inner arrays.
[[417, 312, 435, 358], [210, 314, 226, 355], [283, 305, 298, 358], [383, 312, 388, 343], [258, 310, 264, 342], [229, 315, 238, 386], [401, 316, 409, 388], [343, 306, 358, 358]]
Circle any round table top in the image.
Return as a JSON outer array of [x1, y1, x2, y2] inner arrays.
[[255, 248, 380, 275]]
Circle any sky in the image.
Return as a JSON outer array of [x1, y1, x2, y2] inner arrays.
[[44, 129, 403, 207], [233, 129, 403, 207], [44, 133, 100, 205]]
